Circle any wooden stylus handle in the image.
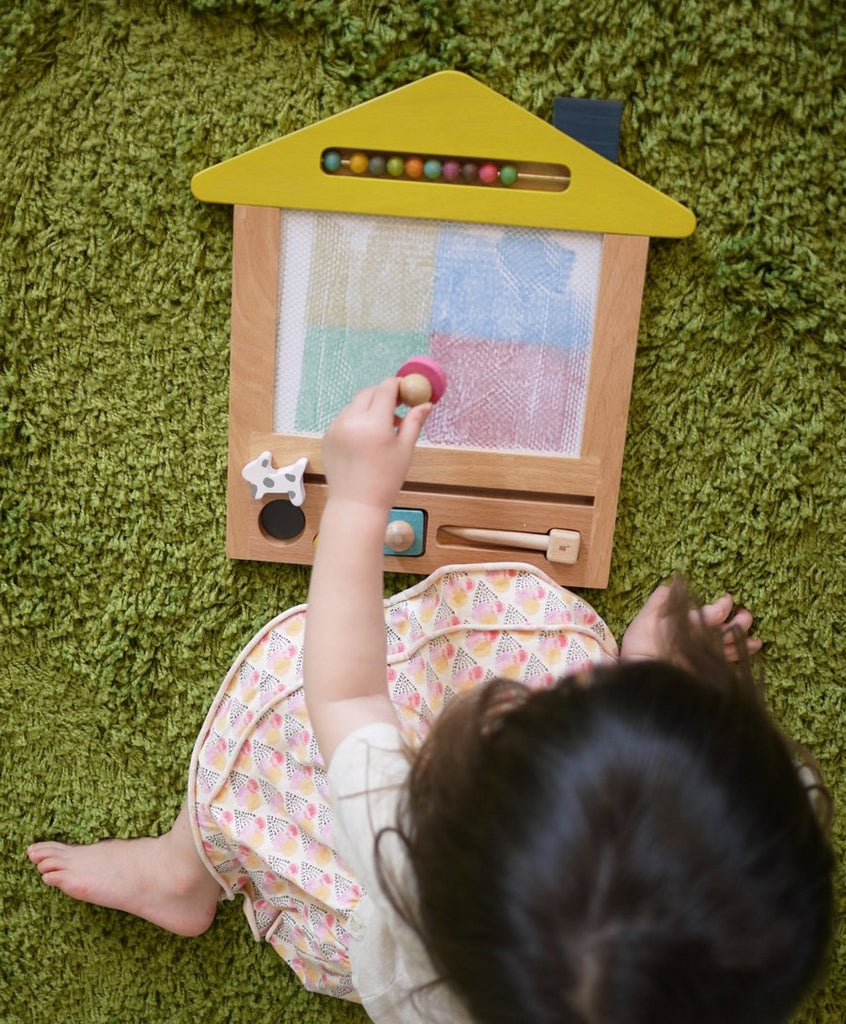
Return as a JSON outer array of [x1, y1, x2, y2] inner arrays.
[[440, 526, 581, 565]]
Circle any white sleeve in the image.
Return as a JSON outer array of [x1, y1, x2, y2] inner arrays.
[[327, 723, 475, 1024], [327, 721, 412, 899]]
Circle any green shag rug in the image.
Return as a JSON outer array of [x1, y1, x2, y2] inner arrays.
[[1, 2, 842, 1021]]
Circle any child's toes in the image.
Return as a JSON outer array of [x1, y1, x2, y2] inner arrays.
[[27, 841, 60, 864]]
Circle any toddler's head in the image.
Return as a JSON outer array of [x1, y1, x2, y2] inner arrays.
[[379, 585, 833, 1024]]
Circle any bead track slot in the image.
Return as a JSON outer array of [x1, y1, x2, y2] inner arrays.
[[321, 149, 570, 193]]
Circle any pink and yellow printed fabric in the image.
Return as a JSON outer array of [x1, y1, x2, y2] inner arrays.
[[188, 563, 618, 1000]]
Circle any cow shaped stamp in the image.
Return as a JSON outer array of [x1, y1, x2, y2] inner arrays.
[[242, 452, 308, 505]]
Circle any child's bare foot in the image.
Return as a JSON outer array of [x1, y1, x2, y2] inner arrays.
[[27, 805, 220, 936]]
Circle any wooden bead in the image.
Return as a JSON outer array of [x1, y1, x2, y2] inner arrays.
[[322, 150, 342, 172], [424, 159, 442, 179], [384, 519, 416, 552], [478, 162, 499, 184], [398, 372, 432, 406], [442, 160, 462, 182], [499, 164, 518, 186]]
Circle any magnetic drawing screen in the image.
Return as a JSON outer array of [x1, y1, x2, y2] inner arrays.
[[273, 210, 602, 455]]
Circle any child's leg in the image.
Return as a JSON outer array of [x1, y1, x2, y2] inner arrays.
[[27, 799, 220, 936]]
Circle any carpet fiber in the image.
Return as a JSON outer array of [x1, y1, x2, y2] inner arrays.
[[1, 2, 842, 1022]]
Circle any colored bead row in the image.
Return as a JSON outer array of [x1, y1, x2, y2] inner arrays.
[[322, 149, 520, 187]]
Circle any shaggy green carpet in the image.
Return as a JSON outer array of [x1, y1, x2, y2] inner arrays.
[[1, 1, 842, 1021]]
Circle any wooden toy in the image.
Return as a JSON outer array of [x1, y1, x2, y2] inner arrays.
[[439, 526, 581, 565], [384, 518, 417, 552], [191, 71, 694, 587], [398, 374, 432, 407], [397, 356, 447, 406]]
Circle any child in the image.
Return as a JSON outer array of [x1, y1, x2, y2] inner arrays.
[[29, 378, 833, 1024]]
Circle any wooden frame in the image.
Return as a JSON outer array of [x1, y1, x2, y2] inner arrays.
[[225, 204, 649, 587]]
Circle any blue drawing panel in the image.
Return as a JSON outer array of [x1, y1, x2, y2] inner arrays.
[[430, 224, 593, 349]]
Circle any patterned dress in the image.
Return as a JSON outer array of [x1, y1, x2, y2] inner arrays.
[[187, 563, 618, 1000]]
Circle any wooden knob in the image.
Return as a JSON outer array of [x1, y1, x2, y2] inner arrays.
[[384, 519, 416, 552], [398, 372, 432, 407], [396, 356, 447, 404]]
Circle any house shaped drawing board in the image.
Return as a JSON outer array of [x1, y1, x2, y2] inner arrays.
[[191, 71, 695, 588]]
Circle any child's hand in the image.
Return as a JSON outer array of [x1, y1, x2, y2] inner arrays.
[[322, 378, 432, 512], [700, 593, 763, 661], [619, 585, 672, 661], [620, 585, 763, 662]]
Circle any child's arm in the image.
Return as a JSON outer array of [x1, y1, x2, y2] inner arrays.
[[303, 378, 432, 767]]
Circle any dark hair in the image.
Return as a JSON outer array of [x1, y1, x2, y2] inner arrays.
[[377, 580, 833, 1024]]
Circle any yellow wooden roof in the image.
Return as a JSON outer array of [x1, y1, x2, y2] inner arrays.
[[191, 71, 695, 237]]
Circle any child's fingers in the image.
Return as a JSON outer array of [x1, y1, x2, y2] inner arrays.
[[375, 375, 405, 412], [697, 595, 762, 661], [722, 606, 754, 637], [346, 383, 380, 412], [722, 632, 763, 661], [720, 608, 762, 660], [700, 593, 734, 627], [397, 401, 432, 446]]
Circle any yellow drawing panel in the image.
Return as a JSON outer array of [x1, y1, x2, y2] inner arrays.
[[305, 214, 439, 331]]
